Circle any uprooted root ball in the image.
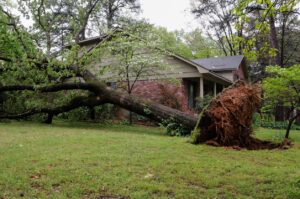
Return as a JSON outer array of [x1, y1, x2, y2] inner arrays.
[[192, 81, 280, 150]]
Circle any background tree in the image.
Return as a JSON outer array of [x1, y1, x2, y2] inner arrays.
[[233, 0, 299, 66], [263, 65, 300, 138], [233, 0, 299, 122], [100, 27, 173, 124], [90, 0, 140, 31], [191, 0, 240, 56], [17, 0, 105, 55], [154, 27, 224, 59], [153, 27, 194, 59], [183, 28, 224, 58]]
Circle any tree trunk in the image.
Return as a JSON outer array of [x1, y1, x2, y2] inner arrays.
[[285, 119, 292, 139], [46, 32, 51, 58], [44, 113, 53, 124], [89, 106, 96, 120], [103, 87, 198, 127], [129, 111, 133, 125], [285, 112, 300, 139], [106, 0, 114, 29], [268, 15, 281, 65], [0, 82, 198, 128], [79, 69, 199, 127]]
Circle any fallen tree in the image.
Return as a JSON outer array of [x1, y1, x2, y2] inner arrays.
[[0, 79, 287, 150], [0, 81, 198, 127], [0, 3, 288, 150]]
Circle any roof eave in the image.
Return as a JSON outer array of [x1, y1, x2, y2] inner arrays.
[[207, 71, 232, 84], [169, 52, 232, 84]]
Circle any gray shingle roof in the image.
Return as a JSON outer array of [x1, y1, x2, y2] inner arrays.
[[192, 55, 244, 71]]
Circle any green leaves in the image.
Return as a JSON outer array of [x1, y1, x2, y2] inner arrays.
[[263, 65, 300, 109], [233, 0, 298, 62], [97, 27, 173, 93]]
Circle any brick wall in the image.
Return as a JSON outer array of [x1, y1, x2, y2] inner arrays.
[[130, 79, 190, 112], [233, 64, 245, 81]]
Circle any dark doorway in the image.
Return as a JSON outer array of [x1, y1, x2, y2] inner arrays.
[[188, 81, 198, 110]]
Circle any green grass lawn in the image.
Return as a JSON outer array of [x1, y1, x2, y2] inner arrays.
[[0, 121, 299, 199]]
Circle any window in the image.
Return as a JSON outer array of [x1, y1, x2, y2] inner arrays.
[[234, 74, 239, 81], [106, 82, 117, 89]]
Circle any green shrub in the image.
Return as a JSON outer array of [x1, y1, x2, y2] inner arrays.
[[195, 95, 213, 112], [252, 114, 300, 130], [58, 106, 90, 121], [94, 104, 117, 120], [160, 117, 193, 137], [58, 104, 117, 121]]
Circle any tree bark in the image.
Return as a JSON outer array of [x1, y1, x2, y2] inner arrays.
[[269, 15, 284, 122], [285, 112, 300, 139], [268, 15, 281, 65], [79, 68, 199, 127]]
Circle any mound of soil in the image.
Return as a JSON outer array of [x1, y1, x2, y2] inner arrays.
[[192, 81, 282, 150]]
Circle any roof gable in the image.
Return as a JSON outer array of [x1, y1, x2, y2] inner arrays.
[[192, 55, 244, 71]]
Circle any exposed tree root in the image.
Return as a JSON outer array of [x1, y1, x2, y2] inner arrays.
[[192, 81, 285, 150]]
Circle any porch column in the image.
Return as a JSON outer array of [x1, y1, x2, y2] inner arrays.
[[214, 82, 217, 97], [199, 77, 204, 98]]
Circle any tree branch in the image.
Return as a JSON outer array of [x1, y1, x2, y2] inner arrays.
[[0, 83, 99, 93], [0, 96, 105, 119]]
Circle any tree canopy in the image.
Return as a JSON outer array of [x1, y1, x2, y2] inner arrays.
[[263, 65, 300, 138]]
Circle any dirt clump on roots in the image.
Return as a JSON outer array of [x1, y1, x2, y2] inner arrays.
[[192, 81, 283, 150]]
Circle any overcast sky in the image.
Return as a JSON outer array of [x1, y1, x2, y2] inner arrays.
[[139, 0, 199, 31], [16, 0, 200, 32]]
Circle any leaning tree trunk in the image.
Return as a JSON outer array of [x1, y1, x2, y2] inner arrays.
[[80, 70, 198, 127], [285, 112, 300, 139], [0, 81, 198, 128]]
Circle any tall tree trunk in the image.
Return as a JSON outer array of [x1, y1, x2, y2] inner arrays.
[[106, 0, 114, 29], [268, 15, 284, 121], [46, 32, 51, 58], [238, 21, 244, 55], [268, 15, 281, 66], [280, 12, 287, 67]]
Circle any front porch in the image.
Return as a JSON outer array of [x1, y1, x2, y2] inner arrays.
[[183, 75, 230, 110]]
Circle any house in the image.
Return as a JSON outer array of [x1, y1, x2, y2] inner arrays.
[[71, 34, 248, 113]]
